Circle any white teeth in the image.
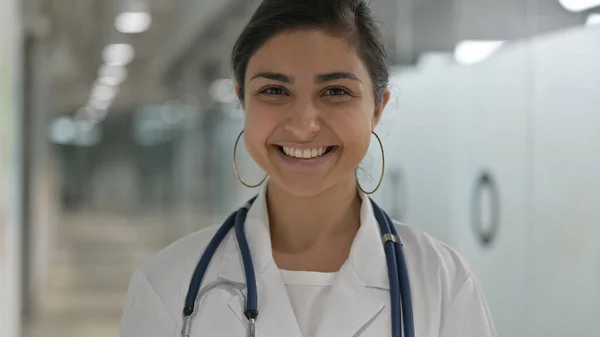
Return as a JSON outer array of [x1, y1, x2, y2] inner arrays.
[[282, 146, 330, 159]]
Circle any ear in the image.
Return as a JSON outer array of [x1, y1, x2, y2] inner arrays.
[[372, 88, 391, 130]]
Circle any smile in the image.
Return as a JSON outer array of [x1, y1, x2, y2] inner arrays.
[[276, 145, 337, 159]]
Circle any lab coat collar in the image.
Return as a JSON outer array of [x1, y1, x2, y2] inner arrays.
[[218, 184, 274, 284], [217, 184, 391, 337], [352, 189, 391, 290], [217, 184, 390, 290]]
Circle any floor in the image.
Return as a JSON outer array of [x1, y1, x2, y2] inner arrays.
[[23, 211, 183, 337]]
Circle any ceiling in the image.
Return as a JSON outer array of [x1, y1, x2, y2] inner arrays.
[[22, 0, 596, 116]]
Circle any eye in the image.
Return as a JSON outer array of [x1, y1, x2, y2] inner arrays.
[[260, 86, 287, 96], [323, 87, 350, 96]]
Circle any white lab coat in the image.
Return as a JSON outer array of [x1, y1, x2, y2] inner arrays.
[[119, 187, 497, 337]]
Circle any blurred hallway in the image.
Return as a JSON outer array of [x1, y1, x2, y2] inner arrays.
[[3, 0, 600, 336]]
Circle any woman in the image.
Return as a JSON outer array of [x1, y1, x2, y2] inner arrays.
[[119, 0, 497, 336]]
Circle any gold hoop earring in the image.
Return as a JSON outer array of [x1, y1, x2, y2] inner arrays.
[[356, 131, 385, 195], [233, 129, 268, 188]]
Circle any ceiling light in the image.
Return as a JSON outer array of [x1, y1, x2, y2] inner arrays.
[[454, 40, 505, 65], [49, 116, 77, 144], [417, 52, 454, 72], [102, 43, 135, 66], [559, 0, 600, 12], [75, 106, 94, 120], [116, 11, 151, 33], [89, 99, 112, 111], [76, 106, 108, 124], [209, 78, 237, 104], [586, 13, 600, 25], [98, 64, 127, 86], [91, 84, 118, 101]]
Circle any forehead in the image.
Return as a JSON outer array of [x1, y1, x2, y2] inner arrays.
[[246, 28, 370, 81]]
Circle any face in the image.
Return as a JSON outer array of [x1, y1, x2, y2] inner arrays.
[[239, 28, 390, 197]]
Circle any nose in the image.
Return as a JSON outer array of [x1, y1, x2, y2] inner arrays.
[[284, 100, 321, 139]]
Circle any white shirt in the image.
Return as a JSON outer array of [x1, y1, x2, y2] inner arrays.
[[280, 270, 337, 337], [119, 186, 497, 337]]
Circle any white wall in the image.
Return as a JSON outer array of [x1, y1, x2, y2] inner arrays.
[[0, 0, 23, 336], [527, 26, 600, 337], [374, 25, 600, 337]]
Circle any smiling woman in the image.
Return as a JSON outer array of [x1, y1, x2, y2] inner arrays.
[[240, 27, 387, 198], [119, 1, 497, 337]]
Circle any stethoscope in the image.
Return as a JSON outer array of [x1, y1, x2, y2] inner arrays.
[[181, 196, 415, 337]]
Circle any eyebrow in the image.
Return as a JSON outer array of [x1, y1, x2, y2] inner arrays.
[[250, 72, 294, 83], [314, 72, 361, 83], [249, 71, 361, 84]]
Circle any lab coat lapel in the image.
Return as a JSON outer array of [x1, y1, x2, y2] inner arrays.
[[251, 262, 304, 337], [315, 192, 391, 337], [218, 186, 304, 337], [314, 264, 386, 337]]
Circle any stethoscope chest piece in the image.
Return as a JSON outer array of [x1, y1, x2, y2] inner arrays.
[[182, 315, 191, 337], [248, 318, 256, 337]]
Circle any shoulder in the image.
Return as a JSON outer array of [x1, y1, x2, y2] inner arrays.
[[126, 225, 226, 315], [392, 220, 472, 290], [391, 222, 498, 335], [120, 225, 225, 329], [137, 225, 222, 283]]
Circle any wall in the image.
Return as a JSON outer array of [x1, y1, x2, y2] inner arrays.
[[0, 0, 23, 336]]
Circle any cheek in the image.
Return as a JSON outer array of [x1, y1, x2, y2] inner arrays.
[[243, 104, 279, 157], [331, 107, 373, 158]]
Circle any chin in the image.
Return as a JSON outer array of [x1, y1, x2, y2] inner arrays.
[[268, 171, 358, 199], [269, 176, 334, 198]]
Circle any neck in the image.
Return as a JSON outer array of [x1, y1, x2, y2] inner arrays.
[[266, 176, 362, 256]]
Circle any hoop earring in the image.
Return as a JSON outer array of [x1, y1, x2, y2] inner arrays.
[[356, 131, 385, 195], [233, 129, 268, 188]]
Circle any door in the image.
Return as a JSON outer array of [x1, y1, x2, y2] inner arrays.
[[448, 43, 533, 337]]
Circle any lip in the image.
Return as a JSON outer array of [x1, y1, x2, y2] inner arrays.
[[272, 145, 340, 168]]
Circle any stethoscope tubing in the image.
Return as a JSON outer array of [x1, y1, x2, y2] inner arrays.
[[371, 199, 403, 337], [234, 202, 259, 319], [384, 208, 415, 337], [183, 196, 415, 337]]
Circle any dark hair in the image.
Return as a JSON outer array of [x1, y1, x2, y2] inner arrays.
[[231, 0, 389, 104]]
